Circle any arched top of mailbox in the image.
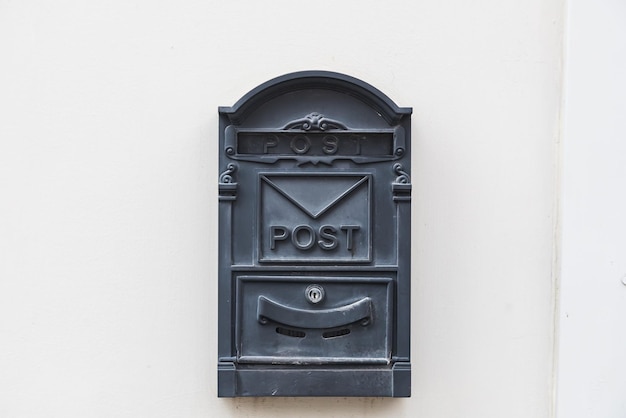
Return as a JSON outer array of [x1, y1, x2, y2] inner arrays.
[[219, 71, 412, 125]]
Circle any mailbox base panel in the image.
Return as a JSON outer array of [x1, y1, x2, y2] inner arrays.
[[217, 362, 411, 397]]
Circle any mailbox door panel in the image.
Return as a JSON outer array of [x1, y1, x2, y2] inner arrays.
[[236, 276, 393, 364]]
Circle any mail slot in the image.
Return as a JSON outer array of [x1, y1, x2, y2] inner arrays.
[[217, 71, 412, 397]]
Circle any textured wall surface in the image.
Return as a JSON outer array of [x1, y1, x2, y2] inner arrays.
[[0, 1, 562, 417]]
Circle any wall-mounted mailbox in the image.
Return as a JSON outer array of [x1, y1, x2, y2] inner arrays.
[[217, 71, 412, 397]]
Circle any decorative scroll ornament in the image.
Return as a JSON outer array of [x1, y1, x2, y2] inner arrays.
[[393, 163, 411, 184], [219, 163, 237, 184], [219, 163, 238, 201], [283, 112, 348, 131], [392, 163, 411, 202]]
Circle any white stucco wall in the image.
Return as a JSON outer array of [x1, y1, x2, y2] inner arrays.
[[0, 1, 562, 417], [556, 1, 626, 417]]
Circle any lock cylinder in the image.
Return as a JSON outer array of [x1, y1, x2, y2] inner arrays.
[[305, 284, 325, 304]]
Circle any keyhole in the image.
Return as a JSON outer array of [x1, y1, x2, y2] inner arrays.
[[305, 284, 325, 304]]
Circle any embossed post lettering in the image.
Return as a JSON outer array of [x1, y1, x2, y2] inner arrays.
[[318, 225, 338, 249], [268, 224, 361, 251], [291, 225, 315, 249], [340, 225, 360, 251], [290, 135, 311, 154], [322, 135, 338, 154], [269, 226, 288, 250], [263, 135, 278, 153]]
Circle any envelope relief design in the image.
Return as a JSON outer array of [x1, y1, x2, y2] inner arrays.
[[258, 173, 372, 262]]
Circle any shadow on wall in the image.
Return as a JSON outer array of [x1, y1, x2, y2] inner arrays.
[[221, 396, 410, 417]]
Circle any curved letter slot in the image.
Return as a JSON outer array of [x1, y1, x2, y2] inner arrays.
[[257, 295, 372, 329]]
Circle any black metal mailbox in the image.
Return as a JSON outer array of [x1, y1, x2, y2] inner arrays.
[[217, 71, 412, 397]]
